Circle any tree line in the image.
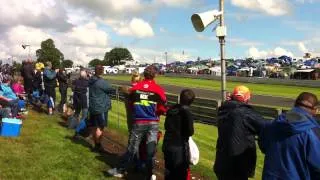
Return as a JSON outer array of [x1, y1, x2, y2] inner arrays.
[[36, 38, 133, 68], [11, 38, 134, 72]]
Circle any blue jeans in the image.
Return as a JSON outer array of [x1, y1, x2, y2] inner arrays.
[[74, 108, 88, 120], [119, 123, 159, 178], [74, 108, 88, 134]]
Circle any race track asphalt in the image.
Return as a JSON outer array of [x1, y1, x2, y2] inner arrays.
[[107, 79, 295, 108]]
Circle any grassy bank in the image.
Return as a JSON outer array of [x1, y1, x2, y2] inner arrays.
[[104, 75, 320, 99], [0, 110, 113, 180]]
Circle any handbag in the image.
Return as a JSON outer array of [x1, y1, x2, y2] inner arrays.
[[188, 137, 199, 165]]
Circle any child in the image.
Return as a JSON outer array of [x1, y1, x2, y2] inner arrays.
[[131, 71, 142, 86], [162, 89, 195, 180], [12, 76, 26, 98], [122, 71, 142, 132], [12, 76, 27, 113]]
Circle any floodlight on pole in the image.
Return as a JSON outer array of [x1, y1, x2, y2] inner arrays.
[[191, 0, 227, 101]]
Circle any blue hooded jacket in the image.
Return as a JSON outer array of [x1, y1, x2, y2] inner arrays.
[[260, 107, 320, 180]]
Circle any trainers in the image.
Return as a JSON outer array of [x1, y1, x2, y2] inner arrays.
[[150, 174, 156, 180], [107, 168, 124, 178], [72, 133, 81, 140], [91, 144, 104, 153], [16, 115, 25, 119]]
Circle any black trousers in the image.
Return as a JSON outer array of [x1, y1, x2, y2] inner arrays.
[[59, 86, 67, 107], [163, 146, 189, 180], [45, 86, 56, 107], [24, 78, 33, 99], [216, 174, 248, 180]]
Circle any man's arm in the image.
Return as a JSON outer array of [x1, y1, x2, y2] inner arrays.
[[244, 109, 267, 135], [0, 95, 11, 102], [182, 107, 194, 137], [101, 80, 116, 95], [307, 128, 320, 179]]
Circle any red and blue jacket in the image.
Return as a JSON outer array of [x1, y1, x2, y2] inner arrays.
[[129, 79, 167, 124]]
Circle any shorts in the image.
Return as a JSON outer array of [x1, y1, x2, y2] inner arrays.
[[89, 111, 108, 129]]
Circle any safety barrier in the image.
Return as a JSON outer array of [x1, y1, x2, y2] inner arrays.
[[165, 73, 320, 88], [110, 85, 286, 125]]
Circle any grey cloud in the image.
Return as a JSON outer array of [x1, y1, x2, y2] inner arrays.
[[0, 0, 73, 32]]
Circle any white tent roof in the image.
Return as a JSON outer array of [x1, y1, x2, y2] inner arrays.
[[295, 69, 315, 73]]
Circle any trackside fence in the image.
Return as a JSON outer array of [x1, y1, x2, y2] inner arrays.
[[111, 85, 319, 125]]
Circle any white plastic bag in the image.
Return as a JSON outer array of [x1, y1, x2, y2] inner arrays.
[[188, 137, 199, 165]]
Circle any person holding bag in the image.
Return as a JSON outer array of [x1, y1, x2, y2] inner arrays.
[[162, 89, 196, 180]]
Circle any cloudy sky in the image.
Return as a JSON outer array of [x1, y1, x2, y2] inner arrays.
[[0, 0, 319, 65]]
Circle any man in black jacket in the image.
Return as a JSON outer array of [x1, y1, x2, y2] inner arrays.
[[214, 85, 265, 180], [72, 69, 89, 122], [21, 59, 34, 100], [57, 67, 69, 113]]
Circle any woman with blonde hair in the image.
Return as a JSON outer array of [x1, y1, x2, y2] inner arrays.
[[121, 71, 142, 132], [131, 71, 142, 87]]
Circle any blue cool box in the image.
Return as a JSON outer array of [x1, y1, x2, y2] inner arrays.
[[0, 118, 22, 137]]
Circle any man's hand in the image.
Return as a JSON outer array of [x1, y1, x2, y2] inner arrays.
[[120, 86, 130, 94]]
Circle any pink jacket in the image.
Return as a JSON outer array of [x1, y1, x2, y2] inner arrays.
[[12, 83, 25, 95]]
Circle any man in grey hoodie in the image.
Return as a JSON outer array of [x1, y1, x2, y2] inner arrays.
[[88, 65, 115, 152]]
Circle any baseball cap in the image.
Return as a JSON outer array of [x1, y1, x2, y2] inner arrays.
[[232, 85, 251, 102]]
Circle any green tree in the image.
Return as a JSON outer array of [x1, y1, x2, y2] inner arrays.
[[36, 39, 64, 68], [61, 59, 73, 68], [103, 47, 133, 66], [89, 59, 103, 67], [12, 61, 22, 73]]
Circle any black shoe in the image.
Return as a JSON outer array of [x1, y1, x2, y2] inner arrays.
[[91, 143, 104, 153], [72, 133, 81, 140]]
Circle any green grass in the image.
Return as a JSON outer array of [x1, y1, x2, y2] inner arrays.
[[0, 99, 264, 180], [104, 75, 320, 99], [0, 110, 113, 180]]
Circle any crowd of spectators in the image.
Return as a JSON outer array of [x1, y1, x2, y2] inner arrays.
[[4, 59, 318, 180]]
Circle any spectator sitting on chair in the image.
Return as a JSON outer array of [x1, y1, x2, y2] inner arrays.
[[0, 75, 20, 117], [12, 76, 26, 99]]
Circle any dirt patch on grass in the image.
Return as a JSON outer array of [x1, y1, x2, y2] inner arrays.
[[97, 129, 205, 180]]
